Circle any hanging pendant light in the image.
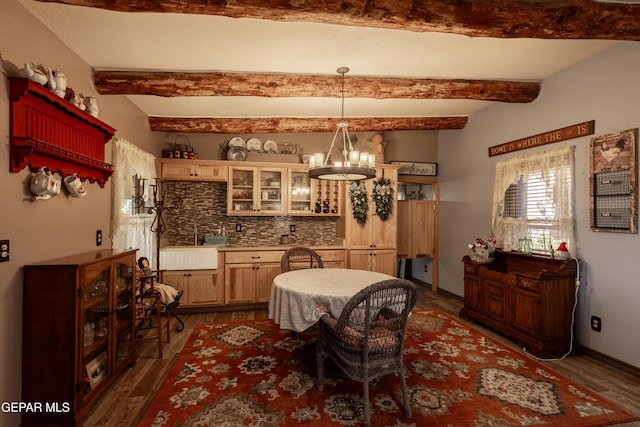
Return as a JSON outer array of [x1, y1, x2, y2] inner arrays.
[[308, 67, 376, 181]]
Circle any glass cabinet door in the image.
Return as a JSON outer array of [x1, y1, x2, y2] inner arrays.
[[113, 259, 134, 367], [229, 167, 255, 214], [258, 168, 285, 214], [289, 168, 312, 214], [80, 260, 112, 399]]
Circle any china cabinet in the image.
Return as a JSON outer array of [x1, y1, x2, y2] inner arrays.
[[228, 165, 287, 215], [22, 249, 137, 427], [461, 249, 578, 357], [161, 269, 223, 307], [159, 159, 227, 181], [337, 164, 400, 274]]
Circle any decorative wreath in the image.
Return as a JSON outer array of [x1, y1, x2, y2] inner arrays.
[[348, 180, 369, 227], [372, 177, 393, 221]]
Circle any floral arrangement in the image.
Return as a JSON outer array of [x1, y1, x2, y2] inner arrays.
[[372, 177, 393, 221], [348, 180, 368, 227]]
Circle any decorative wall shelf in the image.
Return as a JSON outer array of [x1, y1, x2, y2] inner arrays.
[[9, 77, 116, 187]]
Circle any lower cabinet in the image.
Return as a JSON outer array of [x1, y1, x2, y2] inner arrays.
[[348, 249, 397, 277], [161, 269, 223, 307], [223, 250, 284, 305], [460, 249, 578, 357], [221, 248, 347, 306]]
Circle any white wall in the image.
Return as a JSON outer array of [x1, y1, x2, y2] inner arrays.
[[438, 41, 640, 368]]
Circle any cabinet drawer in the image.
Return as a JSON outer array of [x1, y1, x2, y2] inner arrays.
[[517, 276, 539, 292], [225, 250, 285, 264], [464, 263, 478, 275], [316, 249, 345, 262]]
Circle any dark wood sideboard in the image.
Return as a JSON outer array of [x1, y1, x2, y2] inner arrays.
[[461, 249, 578, 358]]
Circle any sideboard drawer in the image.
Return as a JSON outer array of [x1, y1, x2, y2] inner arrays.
[[517, 276, 540, 292], [464, 263, 478, 275]]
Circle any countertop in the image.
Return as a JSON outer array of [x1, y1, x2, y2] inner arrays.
[[218, 244, 345, 252]]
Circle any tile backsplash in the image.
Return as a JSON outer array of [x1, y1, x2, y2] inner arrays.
[[163, 182, 338, 246]]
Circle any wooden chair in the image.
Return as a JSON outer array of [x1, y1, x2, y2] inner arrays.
[[316, 278, 417, 427], [135, 257, 185, 357], [135, 262, 165, 358], [280, 246, 324, 272]]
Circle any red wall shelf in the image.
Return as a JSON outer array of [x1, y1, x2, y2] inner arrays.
[[9, 77, 116, 187]]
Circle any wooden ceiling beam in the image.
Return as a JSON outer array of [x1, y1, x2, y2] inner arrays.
[[148, 116, 468, 134], [37, 0, 640, 40], [94, 70, 540, 103]]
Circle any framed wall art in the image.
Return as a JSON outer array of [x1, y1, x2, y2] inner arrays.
[[590, 128, 637, 233], [86, 352, 107, 390]]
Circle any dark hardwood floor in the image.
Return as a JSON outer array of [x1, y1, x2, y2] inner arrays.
[[84, 282, 640, 426]]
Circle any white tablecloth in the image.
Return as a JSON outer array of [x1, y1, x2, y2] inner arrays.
[[268, 268, 394, 332]]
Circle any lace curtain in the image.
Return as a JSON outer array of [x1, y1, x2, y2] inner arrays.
[[111, 138, 157, 262], [492, 146, 576, 254]]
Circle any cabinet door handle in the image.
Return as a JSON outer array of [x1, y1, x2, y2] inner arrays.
[[522, 280, 533, 288], [251, 256, 261, 259]]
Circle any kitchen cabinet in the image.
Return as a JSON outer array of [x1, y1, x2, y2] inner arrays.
[[287, 166, 344, 216], [228, 166, 287, 215], [161, 269, 222, 307], [159, 159, 227, 181], [337, 164, 400, 275], [315, 248, 346, 268], [22, 249, 137, 427], [222, 250, 284, 304], [348, 248, 397, 277], [460, 249, 578, 357]]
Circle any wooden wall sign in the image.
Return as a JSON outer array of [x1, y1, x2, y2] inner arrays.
[[488, 120, 594, 157]]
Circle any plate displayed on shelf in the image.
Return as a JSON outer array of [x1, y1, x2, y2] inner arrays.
[[227, 146, 248, 161], [264, 140, 279, 153], [228, 137, 246, 148], [246, 137, 263, 152]]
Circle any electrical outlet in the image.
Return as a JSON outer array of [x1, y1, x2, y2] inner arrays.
[[236, 224, 242, 232], [290, 224, 296, 233], [0, 240, 9, 262], [424, 264, 428, 273], [591, 315, 602, 332], [96, 230, 102, 246]]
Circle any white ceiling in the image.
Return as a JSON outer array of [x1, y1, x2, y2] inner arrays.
[[18, 0, 621, 121]]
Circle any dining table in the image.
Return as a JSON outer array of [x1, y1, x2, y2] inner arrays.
[[268, 267, 395, 332]]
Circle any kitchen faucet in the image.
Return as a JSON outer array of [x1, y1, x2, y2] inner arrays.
[[193, 209, 199, 246]]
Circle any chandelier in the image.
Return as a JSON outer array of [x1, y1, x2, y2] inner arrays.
[[308, 67, 376, 181]]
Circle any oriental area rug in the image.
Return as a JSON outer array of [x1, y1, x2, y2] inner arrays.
[[138, 310, 639, 426]]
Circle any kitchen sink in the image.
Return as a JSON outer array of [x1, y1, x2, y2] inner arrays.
[[159, 246, 219, 270]]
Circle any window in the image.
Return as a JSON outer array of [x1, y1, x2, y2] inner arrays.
[[492, 146, 576, 255], [111, 138, 157, 260]]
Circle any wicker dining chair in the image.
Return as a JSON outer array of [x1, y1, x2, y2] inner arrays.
[[316, 278, 417, 427], [280, 246, 324, 272]]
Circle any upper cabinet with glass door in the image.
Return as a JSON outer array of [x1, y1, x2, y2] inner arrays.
[[228, 166, 286, 215], [288, 166, 343, 216]]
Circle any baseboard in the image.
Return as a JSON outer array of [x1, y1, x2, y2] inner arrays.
[[409, 277, 464, 302], [581, 346, 640, 379]]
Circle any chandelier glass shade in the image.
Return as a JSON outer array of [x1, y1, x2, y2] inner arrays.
[[308, 67, 376, 181]]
